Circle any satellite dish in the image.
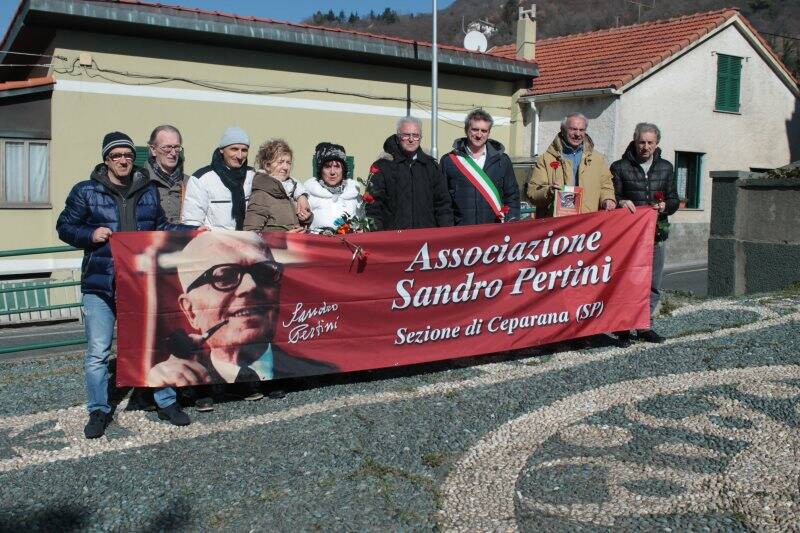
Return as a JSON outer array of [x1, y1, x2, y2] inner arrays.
[[463, 30, 488, 53]]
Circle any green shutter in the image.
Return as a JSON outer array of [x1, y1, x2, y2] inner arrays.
[[311, 155, 355, 178], [134, 146, 149, 167], [715, 54, 742, 113]]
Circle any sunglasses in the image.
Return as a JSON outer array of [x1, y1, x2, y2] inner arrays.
[[186, 261, 283, 293]]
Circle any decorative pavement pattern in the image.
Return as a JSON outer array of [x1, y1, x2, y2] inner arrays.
[[0, 291, 798, 531]]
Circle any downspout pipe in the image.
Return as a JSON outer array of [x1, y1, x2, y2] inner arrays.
[[431, 0, 438, 158]]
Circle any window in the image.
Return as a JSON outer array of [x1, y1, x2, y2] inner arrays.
[[135, 146, 149, 168], [1, 139, 50, 206], [675, 151, 703, 209], [715, 53, 742, 113]]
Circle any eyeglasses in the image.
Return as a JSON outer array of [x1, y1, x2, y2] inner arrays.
[[186, 261, 283, 293], [398, 133, 422, 140], [153, 144, 183, 154], [107, 152, 135, 161]]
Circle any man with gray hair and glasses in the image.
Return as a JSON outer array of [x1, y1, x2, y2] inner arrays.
[[611, 122, 679, 345], [365, 116, 454, 230], [145, 124, 189, 223]]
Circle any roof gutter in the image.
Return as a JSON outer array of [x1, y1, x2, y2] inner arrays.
[[13, 0, 538, 81], [519, 88, 622, 102]]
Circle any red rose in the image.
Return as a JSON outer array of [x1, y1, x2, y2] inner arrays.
[[362, 192, 375, 204], [501, 205, 510, 215], [369, 164, 381, 175], [653, 191, 665, 203], [550, 161, 561, 169]]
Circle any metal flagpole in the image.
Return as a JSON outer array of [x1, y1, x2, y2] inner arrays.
[[431, 0, 438, 158]]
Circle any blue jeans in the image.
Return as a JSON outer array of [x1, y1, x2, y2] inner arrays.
[[82, 293, 176, 413]]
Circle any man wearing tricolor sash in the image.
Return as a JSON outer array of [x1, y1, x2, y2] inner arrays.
[[440, 109, 520, 225]]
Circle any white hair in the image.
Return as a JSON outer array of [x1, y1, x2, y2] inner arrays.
[[560, 112, 588, 131], [396, 116, 422, 134]]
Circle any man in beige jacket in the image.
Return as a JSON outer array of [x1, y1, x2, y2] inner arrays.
[[528, 113, 616, 217]]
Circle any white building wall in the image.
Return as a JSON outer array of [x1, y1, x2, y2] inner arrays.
[[620, 23, 799, 228], [534, 96, 618, 158]]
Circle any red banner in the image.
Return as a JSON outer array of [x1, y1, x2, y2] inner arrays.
[[111, 209, 656, 387]]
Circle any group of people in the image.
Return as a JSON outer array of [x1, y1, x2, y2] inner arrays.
[[56, 107, 677, 439]]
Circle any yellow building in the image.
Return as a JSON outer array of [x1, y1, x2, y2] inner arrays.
[[0, 0, 538, 260]]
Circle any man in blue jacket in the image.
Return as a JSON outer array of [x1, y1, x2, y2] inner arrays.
[[441, 109, 520, 225], [57, 132, 194, 438]]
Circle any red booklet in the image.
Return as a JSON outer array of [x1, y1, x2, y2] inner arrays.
[[554, 186, 583, 217]]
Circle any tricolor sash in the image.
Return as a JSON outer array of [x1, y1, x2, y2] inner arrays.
[[448, 153, 504, 220]]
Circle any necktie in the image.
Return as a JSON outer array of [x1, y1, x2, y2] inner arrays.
[[235, 365, 260, 383]]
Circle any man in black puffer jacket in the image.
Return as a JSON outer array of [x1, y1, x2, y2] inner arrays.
[[611, 122, 679, 345], [365, 116, 453, 230]]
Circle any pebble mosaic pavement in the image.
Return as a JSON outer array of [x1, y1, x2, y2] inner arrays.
[[0, 291, 798, 531]]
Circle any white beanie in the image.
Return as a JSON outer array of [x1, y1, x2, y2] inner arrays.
[[218, 127, 250, 148]]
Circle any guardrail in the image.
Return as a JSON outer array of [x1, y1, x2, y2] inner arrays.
[[0, 245, 86, 354]]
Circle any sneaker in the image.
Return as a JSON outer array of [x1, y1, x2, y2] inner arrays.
[[126, 388, 157, 412], [638, 329, 666, 344], [614, 331, 632, 348], [84, 410, 110, 439], [195, 396, 214, 412], [244, 390, 264, 401], [243, 382, 263, 402], [157, 402, 191, 426]]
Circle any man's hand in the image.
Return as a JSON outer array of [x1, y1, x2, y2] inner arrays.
[[146, 355, 211, 387], [92, 227, 113, 243], [287, 226, 307, 234], [602, 199, 617, 211], [619, 199, 636, 213]]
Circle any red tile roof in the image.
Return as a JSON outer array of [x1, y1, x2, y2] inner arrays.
[[0, 75, 54, 91], [490, 8, 794, 95]]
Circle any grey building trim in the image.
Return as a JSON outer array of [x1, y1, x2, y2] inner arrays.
[[3, 0, 538, 81], [519, 88, 622, 103]]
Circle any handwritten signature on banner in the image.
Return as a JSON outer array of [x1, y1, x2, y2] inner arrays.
[[282, 302, 340, 344]]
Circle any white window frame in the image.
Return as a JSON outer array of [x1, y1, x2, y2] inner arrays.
[[0, 138, 51, 208]]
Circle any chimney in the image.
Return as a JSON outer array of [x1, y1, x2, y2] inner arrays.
[[516, 4, 536, 61]]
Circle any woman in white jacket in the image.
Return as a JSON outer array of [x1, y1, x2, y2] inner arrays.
[[305, 142, 362, 231]]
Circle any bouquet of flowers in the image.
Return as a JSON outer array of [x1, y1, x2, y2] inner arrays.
[[315, 212, 376, 235]]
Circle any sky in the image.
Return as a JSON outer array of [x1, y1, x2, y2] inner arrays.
[[0, 0, 456, 39]]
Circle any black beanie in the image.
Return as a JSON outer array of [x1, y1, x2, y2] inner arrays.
[[102, 131, 135, 160], [314, 142, 348, 180]]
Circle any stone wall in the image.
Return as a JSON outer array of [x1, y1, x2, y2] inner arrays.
[[708, 167, 800, 295]]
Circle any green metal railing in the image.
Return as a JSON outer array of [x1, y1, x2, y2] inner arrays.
[[0, 245, 86, 354]]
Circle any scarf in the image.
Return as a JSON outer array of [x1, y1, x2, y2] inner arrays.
[[148, 156, 184, 188], [317, 179, 346, 196], [211, 149, 248, 230]]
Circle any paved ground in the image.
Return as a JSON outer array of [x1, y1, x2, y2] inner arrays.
[[0, 287, 798, 531], [662, 264, 708, 297], [0, 321, 86, 362]]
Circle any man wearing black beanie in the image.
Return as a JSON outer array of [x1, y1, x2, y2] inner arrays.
[[57, 131, 196, 438]]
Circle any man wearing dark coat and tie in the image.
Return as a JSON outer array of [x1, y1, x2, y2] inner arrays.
[[146, 231, 335, 387]]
